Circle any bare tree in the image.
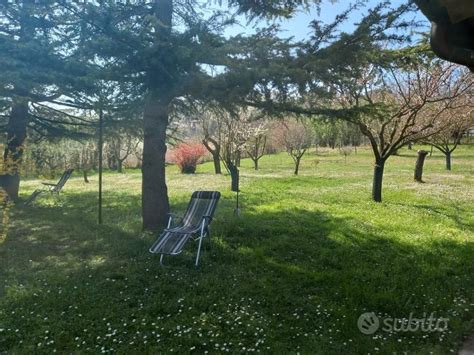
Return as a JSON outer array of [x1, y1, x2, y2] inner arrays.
[[276, 120, 313, 175], [424, 101, 474, 170], [219, 112, 250, 192], [107, 131, 141, 173], [246, 122, 267, 170]]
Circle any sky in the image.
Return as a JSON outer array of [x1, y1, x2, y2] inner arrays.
[[221, 0, 429, 41]]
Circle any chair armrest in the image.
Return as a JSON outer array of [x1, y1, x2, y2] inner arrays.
[[166, 213, 182, 228], [167, 213, 184, 220]]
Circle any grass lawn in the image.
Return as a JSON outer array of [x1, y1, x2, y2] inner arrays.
[[1, 145, 473, 354]]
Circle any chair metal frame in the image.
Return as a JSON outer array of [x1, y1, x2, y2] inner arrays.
[[150, 191, 220, 267], [158, 214, 213, 267], [24, 169, 74, 206]]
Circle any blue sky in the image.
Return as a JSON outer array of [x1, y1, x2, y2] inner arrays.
[[222, 0, 429, 40]]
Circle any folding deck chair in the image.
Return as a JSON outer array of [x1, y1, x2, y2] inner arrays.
[[24, 169, 74, 206], [149, 191, 221, 267]]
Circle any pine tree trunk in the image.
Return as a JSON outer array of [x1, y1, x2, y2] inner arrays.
[[372, 159, 385, 202], [445, 151, 451, 171], [1, 100, 29, 199], [141, 0, 173, 230], [142, 99, 170, 230], [414, 150, 429, 182]]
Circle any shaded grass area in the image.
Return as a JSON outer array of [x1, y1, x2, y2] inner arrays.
[[1, 145, 473, 353]]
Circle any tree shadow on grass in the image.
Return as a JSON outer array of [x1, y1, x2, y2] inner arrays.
[[0, 192, 473, 354]]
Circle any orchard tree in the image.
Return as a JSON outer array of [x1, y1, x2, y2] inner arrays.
[[246, 122, 267, 170], [275, 120, 313, 175], [218, 110, 251, 192], [78, 140, 98, 183], [200, 111, 224, 175], [424, 101, 473, 170], [106, 127, 141, 173]]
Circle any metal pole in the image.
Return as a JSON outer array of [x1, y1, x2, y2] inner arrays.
[[98, 108, 103, 224], [234, 190, 241, 217]]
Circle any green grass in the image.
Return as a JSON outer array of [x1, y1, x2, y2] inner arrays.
[[1, 145, 473, 354]]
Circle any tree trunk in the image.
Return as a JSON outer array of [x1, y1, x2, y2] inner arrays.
[[236, 151, 241, 168], [414, 150, 429, 182], [294, 157, 301, 175], [372, 159, 386, 202], [142, 99, 170, 230], [253, 159, 258, 170], [408, 142, 413, 150], [140, 0, 173, 230], [83, 170, 89, 183], [212, 152, 222, 174], [117, 160, 123, 173], [445, 151, 451, 171], [1, 100, 29, 199], [203, 139, 222, 174]]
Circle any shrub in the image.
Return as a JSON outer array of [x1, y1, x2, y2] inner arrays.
[[172, 142, 207, 174]]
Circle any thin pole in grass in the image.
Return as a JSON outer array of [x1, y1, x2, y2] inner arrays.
[[234, 190, 241, 216], [98, 108, 104, 224]]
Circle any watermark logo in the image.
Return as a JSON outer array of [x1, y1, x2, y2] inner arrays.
[[357, 312, 449, 334], [358, 312, 380, 335]]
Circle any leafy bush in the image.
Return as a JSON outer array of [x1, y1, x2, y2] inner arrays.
[[172, 142, 207, 174]]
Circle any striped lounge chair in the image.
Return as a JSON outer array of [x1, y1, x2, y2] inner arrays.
[[24, 169, 74, 206], [150, 191, 221, 267]]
